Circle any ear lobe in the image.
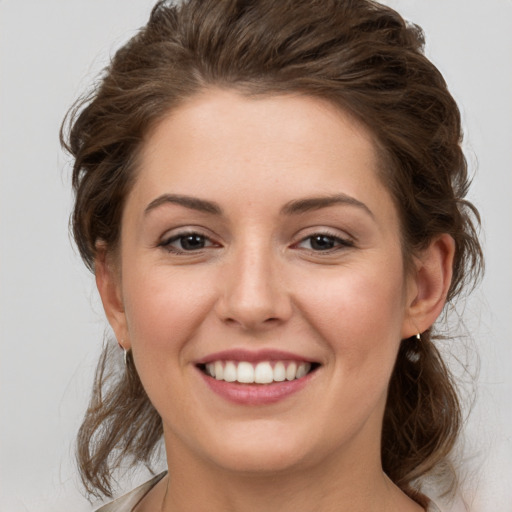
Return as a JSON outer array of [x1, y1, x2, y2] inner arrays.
[[402, 234, 455, 338], [95, 245, 130, 350]]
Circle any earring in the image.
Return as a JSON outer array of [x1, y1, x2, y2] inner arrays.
[[405, 333, 422, 363], [118, 339, 129, 367]]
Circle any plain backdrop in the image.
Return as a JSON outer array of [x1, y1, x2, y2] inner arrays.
[[1, 1, 511, 511]]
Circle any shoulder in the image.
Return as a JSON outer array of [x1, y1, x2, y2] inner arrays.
[[95, 472, 167, 512], [426, 496, 469, 512], [427, 501, 442, 512]]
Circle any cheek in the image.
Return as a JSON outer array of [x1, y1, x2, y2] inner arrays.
[[295, 260, 406, 372], [279, 259, 409, 447], [122, 266, 216, 360]]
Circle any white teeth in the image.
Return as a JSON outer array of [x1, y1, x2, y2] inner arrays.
[[273, 361, 286, 382], [296, 362, 310, 379], [286, 362, 297, 381], [205, 360, 313, 384], [223, 361, 237, 382], [214, 361, 224, 380], [237, 362, 254, 383], [206, 363, 215, 377], [254, 362, 273, 384]]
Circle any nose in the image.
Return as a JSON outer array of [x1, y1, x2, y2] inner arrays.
[[215, 243, 293, 331]]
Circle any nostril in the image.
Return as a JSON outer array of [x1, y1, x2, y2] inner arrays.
[[215, 284, 293, 329], [221, 313, 283, 330]]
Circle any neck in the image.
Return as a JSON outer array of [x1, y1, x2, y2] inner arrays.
[[157, 433, 423, 512]]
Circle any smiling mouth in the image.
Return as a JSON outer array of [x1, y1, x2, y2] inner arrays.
[[197, 360, 320, 385]]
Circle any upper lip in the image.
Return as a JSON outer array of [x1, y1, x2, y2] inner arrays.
[[194, 349, 319, 365]]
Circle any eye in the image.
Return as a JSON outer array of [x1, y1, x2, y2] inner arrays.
[[160, 232, 216, 253], [296, 233, 353, 252]]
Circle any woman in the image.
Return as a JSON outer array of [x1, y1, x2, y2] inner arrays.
[[62, 0, 483, 510]]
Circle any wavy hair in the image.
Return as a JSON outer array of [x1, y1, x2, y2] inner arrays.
[[62, 0, 483, 503]]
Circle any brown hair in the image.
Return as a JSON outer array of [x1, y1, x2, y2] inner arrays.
[[62, 0, 483, 503]]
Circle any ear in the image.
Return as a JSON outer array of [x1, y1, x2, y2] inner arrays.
[[95, 244, 131, 350], [402, 234, 455, 338]]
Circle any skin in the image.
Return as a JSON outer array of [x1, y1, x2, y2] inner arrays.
[[96, 89, 454, 512]]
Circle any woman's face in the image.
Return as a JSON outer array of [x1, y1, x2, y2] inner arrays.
[[104, 90, 421, 475]]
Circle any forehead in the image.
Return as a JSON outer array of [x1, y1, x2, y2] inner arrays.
[[136, 90, 384, 195]]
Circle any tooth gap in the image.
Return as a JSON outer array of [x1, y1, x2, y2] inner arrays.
[[309, 363, 320, 373]]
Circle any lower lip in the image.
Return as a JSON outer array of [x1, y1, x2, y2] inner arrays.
[[198, 369, 314, 405]]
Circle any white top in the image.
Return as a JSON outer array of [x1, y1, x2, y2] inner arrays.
[[95, 472, 442, 511], [95, 473, 166, 512]]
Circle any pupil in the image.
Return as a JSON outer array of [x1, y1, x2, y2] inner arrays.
[[181, 235, 205, 250], [311, 235, 335, 250]]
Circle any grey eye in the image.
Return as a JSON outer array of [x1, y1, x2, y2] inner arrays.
[[308, 235, 337, 250], [161, 232, 215, 253], [177, 234, 207, 250], [298, 234, 351, 251]]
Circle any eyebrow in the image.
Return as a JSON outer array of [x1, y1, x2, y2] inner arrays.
[[144, 192, 373, 218], [144, 194, 222, 216], [280, 194, 374, 218]]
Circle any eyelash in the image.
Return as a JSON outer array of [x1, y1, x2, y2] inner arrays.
[[159, 231, 217, 254], [159, 230, 354, 255], [294, 231, 354, 253]]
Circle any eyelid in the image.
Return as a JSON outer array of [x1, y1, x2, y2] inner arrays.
[[158, 225, 215, 243]]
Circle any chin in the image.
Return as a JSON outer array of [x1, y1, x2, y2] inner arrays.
[[196, 422, 322, 474], [211, 445, 308, 475]]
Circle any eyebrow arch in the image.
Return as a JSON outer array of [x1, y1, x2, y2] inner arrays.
[[144, 194, 223, 216], [281, 194, 374, 218]]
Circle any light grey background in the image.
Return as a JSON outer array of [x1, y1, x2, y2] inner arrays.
[[1, 1, 510, 510]]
